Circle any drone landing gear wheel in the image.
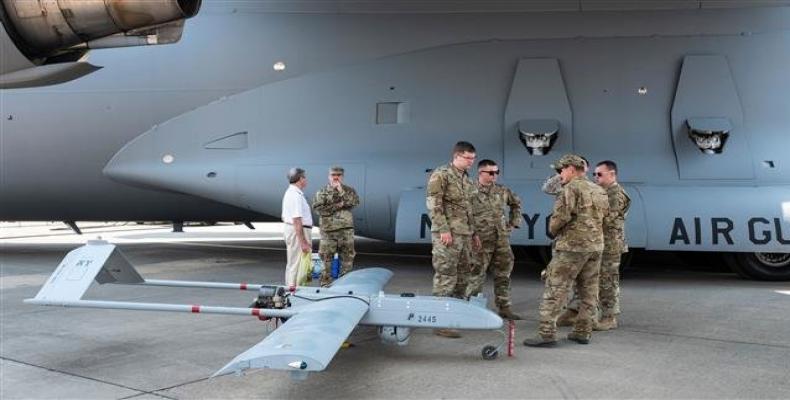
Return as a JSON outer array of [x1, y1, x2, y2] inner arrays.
[[481, 345, 499, 360]]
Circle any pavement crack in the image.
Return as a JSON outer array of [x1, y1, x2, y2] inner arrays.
[[622, 328, 790, 349], [139, 376, 214, 398], [0, 356, 176, 399], [548, 374, 579, 400]]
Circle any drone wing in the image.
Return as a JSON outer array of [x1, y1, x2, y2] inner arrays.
[[213, 268, 394, 378], [327, 267, 393, 295], [213, 296, 368, 378]]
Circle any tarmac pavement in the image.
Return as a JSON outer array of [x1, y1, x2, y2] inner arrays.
[[1, 223, 789, 399]]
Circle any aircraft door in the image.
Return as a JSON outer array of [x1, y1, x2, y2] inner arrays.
[[502, 58, 574, 180], [670, 55, 753, 180]]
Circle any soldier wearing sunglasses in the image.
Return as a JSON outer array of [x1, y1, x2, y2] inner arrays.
[[592, 160, 631, 331], [466, 159, 524, 320]]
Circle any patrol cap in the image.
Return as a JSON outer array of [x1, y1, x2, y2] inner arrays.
[[329, 166, 344, 175], [550, 154, 586, 170]]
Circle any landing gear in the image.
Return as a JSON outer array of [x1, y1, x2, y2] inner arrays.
[[481, 345, 499, 360], [725, 252, 790, 281]]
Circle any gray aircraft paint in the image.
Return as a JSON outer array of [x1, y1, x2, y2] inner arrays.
[[1, 3, 789, 255], [104, 34, 790, 252]]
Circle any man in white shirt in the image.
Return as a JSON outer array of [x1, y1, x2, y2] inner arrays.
[[281, 167, 313, 287]]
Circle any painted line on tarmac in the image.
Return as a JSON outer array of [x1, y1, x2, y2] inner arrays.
[[0, 226, 171, 240], [776, 290, 790, 296], [0, 356, 177, 400], [167, 241, 432, 259]]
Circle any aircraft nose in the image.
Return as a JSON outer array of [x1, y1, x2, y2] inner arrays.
[[102, 90, 280, 215]]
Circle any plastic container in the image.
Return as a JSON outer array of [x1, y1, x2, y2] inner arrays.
[[311, 253, 322, 279], [331, 253, 340, 279]]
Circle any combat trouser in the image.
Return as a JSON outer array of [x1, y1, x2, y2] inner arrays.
[[466, 233, 514, 308], [565, 252, 621, 317], [319, 228, 355, 286], [538, 250, 602, 339], [431, 232, 472, 298], [599, 252, 622, 317]]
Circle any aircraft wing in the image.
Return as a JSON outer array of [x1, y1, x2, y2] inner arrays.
[[213, 295, 369, 378]]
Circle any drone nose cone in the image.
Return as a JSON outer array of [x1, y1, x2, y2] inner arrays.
[[482, 311, 504, 330]]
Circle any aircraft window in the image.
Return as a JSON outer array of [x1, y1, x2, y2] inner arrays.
[[376, 102, 409, 125]]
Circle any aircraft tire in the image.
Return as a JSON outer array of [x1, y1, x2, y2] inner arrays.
[[728, 252, 790, 281], [481, 345, 499, 360], [619, 251, 635, 274], [722, 253, 753, 279], [536, 246, 552, 266]]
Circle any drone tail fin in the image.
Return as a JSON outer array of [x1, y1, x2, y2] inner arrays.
[[25, 240, 143, 305]]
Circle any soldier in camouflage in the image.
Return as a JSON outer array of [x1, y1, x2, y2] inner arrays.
[[312, 166, 360, 287], [426, 141, 481, 338], [545, 158, 590, 327], [557, 159, 632, 329], [524, 154, 609, 346], [465, 159, 524, 320], [593, 160, 631, 331]]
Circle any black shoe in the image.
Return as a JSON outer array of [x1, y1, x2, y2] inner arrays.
[[567, 332, 591, 344], [523, 335, 557, 347]]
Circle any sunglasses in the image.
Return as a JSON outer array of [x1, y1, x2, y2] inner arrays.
[[480, 170, 500, 176], [330, 173, 343, 177], [595, 171, 609, 177]]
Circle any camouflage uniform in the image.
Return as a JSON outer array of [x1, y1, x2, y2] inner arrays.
[[600, 183, 631, 318], [466, 181, 523, 309], [312, 183, 360, 286], [537, 161, 609, 340], [427, 163, 477, 298], [541, 173, 563, 261], [541, 174, 563, 196], [564, 183, 631, 318]]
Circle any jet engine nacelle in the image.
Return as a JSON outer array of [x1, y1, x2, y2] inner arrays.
[[0, 0, 201, 88], [378, 326, 411, 346]]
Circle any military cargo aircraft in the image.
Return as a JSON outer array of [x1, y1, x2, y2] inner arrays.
[[2, 0, 789, 280], [0, 0, 200, 88]]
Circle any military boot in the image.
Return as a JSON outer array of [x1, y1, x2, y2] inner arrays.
[[594, 316, 618, 331], [434, 328, 462, 338], [523, 335, 557, 347], [497, 306, 524, 320], [567, 332, 591, 344], [556, 309, 578, 327]]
